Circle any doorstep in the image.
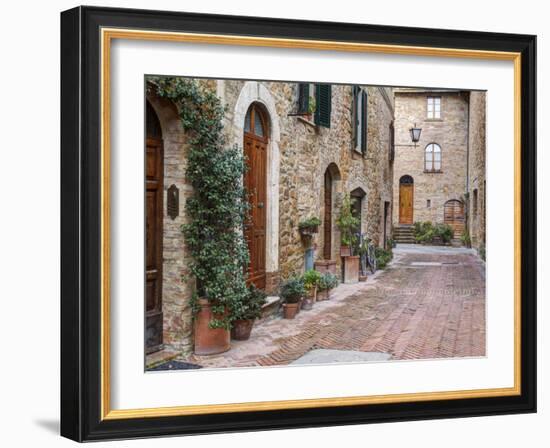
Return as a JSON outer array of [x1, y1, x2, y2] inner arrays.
[[260, 295, 282, 320], [145, 348, 180, 369]]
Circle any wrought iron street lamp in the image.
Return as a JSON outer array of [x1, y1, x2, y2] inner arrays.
[[409, 123, 422, 145]]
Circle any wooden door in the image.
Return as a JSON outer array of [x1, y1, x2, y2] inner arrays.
[[399, 184, 414, 224], [145, 103, 163, 354], [323, 170, 332, 260], [444, 200, 465, 237], [243, 105, 267, 289]]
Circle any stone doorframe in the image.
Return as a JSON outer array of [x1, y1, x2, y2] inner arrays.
[[232, 82, 281, 290]]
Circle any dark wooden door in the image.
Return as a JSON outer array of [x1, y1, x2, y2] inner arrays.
[[444, 200, 465, 237], [323, 170, 332, 259], [399, 184, 413, 224], [145, 103, 163, 354], [243, 105, 267, 289]]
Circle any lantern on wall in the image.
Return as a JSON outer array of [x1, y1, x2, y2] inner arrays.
[[409, 123, 422, 145]]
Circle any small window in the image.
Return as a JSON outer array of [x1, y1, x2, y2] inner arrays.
[[427, 96, 441, 119], [425, 143, 442, 172], [297, 83, 331, 128], [427, 199, 431, 208], [473, 189, 478, 216]]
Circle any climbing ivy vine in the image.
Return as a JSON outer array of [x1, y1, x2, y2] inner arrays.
[[147, 76, 249, 329]]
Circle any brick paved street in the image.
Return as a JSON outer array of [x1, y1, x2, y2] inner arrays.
[[179, 244, 486, 369]]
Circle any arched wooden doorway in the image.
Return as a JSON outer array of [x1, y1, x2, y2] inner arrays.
[[243, 103, 268, 289], [350, 187, 366, 238], [399, 175, 414, 225], [444, 199, 465, 237], [145, 101, 164, 354], [323, 163, 341, 260]]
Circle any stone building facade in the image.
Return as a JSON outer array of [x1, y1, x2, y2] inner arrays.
[[392, 89, 486, 244], [393, 90, 468, 232], [467, 91, 487, 251], [146, 78, 395, 355]]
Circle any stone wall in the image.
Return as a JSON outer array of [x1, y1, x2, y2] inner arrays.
[[392, 90, 469, 228], [147, 94, 195, 353], [467, 91, 487, 250], [150, 79, 395, 355]]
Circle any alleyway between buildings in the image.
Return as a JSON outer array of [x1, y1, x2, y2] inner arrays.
[[174, 244, 486, 370]]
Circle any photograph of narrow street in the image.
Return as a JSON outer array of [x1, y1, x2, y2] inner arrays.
[[144, 77, 486, 371]]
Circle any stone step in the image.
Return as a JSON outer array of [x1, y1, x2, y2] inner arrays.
[[260, 295, 282, 320]]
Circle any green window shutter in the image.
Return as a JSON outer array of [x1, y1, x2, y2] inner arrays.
[[314, 84, 332, 128], [298, 83, 310, 114], [351, 86, 359, 147], [361, 90, 368, 154]]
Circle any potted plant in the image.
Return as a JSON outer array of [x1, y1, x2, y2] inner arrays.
[[301, 269, 321, 310], [280, 277, 305, 319], [230, 284, 267, 341], [298, 216, 321, 237], [336, 196, 360, 257], [157, 77, 251, 355], [324, 272, 340, 299]]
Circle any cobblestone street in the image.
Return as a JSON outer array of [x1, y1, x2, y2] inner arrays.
[[178, 244, 486, 369]]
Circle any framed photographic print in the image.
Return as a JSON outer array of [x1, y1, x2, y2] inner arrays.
[[60, 6, 536, 442]]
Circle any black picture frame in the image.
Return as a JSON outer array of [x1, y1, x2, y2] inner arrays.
[[61, 5, 536, 442]]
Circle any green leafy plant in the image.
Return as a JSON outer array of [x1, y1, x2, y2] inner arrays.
[[147, 76, 250, 329], [319, 272, 339, 291], [280, 277, 305, 304], [460, 229, 472, 247], [232, 284, 267, 321], [435, 223, 454, 244], [336, 196, 360, 249], [386, 237, 396, 249], [308, 95, 317, 115], [413, 221, 453, 245], [298, 216, 321, 230], [478, 243, 486, 261], [302, 269, 322, 291], [375, 247, 393, 269]]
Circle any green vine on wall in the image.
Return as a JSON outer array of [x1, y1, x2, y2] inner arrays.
[[147, 76, 250, 329]]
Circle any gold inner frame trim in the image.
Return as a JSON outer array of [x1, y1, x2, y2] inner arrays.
[[100, 27, 522, 421]]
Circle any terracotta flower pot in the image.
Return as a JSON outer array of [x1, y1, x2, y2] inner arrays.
[[193, 298, 231, 355], [231, 318, 255, 341], [317, 289, 328, 301], [283, 302, 299, 319], [343, 255, 360, 284], [340, 245, 351, 257], [359, 274, 368, 282]]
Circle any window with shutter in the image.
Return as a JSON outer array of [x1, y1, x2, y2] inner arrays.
[[389, 121, 395, 162], [360, 90, 368, 154], [298, 83, 310, 114], [352, 86, 359, 149], [314, 84, 332, 128]]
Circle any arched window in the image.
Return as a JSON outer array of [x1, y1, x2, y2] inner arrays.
[[425, 143, 442, 172]]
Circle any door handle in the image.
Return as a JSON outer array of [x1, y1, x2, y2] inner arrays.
[[258, 202, 264, 208]]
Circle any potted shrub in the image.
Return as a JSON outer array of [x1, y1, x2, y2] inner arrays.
[[324, 272, 340, 299], [317, 273, 329, 301], [336, 196, 360, 257], [155, 77, 251, 355], [280, 277, 305, 319], [298, 216, 321, 237], [302, 269, 322, 309], [230, 284, 267, 341], [460, 229, 472, 248]]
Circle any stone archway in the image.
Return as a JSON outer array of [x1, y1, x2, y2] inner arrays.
[[321, 162, 342, 260], [233, 82, 281, 292], [146, 92, 194, 354]]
